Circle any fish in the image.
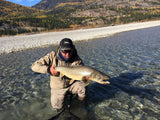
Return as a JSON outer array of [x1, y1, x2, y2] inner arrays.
[[55, 66, 110, 85]]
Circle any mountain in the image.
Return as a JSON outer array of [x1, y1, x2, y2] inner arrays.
[[33, 0, 91, 10], [0, 0, 41, 18], [0, 0, 46, 36], [33, 0, 160, 10], [33, 0, 160, 26]]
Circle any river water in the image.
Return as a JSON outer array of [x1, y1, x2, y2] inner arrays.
[[0, 26, 160, 120]]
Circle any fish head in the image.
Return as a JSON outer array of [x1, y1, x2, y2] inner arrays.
[[90, 71, 110, 84]]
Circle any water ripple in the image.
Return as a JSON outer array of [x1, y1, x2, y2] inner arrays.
[[0, 26, 160, 120]]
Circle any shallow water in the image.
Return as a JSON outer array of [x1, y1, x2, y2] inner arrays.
[[0, 26, 160, 120]]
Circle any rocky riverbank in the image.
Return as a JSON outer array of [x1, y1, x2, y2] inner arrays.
[[0, 20, 160, 54]]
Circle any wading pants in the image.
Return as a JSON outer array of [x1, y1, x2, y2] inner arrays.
[[51, 81, 86, 109]]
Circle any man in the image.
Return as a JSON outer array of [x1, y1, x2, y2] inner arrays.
[[31, 38, 86, 110]]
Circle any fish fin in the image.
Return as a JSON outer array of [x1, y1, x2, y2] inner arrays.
[[99, 81, 110, 84]]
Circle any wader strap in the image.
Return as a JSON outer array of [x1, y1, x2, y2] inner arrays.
[[63, 76, 66, 88], [55, 58, 58, 67]]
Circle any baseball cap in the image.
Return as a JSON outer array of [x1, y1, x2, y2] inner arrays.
[[60, 38, 75, 50]]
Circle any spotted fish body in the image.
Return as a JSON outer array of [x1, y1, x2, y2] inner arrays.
[[55, 66, 110, 85]]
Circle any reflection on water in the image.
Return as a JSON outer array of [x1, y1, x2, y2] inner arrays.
[[0, 26, 160, 120]]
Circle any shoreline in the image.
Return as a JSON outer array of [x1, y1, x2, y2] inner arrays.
[[0, 20, 160, 55]]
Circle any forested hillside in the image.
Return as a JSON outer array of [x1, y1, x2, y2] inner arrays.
[[0, 0, 160, 36], [33, 0, 160, 10], [0, 0, 45, 35], [0, 0, 42, 18]]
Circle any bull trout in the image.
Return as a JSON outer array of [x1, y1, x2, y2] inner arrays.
[[55, 66, 110, 85]]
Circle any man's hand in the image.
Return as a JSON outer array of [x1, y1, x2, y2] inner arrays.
[[50, 66, 59, 76]]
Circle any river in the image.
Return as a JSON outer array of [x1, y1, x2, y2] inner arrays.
[[0, 26, 160, 120]]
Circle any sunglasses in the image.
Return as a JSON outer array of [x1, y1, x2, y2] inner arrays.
[[61, 50, 73, 54]]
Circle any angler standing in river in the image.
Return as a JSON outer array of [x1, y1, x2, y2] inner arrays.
[[31, 38, 86, 111]]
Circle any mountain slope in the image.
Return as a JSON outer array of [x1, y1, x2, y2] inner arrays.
[[33, 0, 160, 26], [33, 0, 92, 10], [0, 0, 41, 18], [33, 0, 160, 10]]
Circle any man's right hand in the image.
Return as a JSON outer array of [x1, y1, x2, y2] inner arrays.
[[50, 66, 59, 76]]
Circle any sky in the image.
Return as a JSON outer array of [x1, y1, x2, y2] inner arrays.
[[6, 0, 42, 7]]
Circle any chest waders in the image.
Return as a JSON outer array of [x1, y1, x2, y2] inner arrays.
[[48, 92, 80, 120], [48, 56, 81, 120]]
